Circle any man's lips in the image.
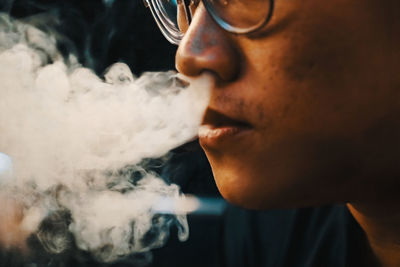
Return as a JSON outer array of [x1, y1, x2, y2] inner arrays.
[[201, 108, 252, 129], [198, 108, 253, 148]]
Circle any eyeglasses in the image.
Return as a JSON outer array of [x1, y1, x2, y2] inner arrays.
[[144, 0, 275, 45]]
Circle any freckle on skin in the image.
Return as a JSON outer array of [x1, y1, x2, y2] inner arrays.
[[237, 99, 245, 114], [256, 103, 265, 122]]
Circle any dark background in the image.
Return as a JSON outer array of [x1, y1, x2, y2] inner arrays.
[[6, 0, 177, 75]]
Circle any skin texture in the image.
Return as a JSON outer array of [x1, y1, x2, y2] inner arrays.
[[176, 1, 400, 265], [176, 0, 400, 208]]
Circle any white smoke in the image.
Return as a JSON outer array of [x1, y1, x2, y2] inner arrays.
[[0, 13, 211, 263]]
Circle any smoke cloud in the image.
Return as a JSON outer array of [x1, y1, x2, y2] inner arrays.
[[0, 13, 211, 263]]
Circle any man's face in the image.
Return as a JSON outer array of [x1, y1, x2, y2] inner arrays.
[[176, 0, 400, 209]]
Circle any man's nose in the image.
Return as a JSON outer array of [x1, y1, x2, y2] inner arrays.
[[175, 3, 240, 82]]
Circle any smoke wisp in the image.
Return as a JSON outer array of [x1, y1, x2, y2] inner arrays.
[[0, 13, 211, 263]]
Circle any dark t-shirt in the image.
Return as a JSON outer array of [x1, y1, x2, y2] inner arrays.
[[221, 205, 372, 267]]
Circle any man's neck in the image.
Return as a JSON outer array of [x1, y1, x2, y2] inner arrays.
[[348, 202, 400, 267]]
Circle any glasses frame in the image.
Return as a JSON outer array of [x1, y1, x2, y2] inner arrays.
[[144, 0, 275, 45]]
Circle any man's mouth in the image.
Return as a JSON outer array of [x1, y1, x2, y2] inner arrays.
[[198, 108, 253, 148]]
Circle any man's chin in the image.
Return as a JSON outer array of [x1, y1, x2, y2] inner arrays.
[[209, 164, 280, 210], [209, 161, 334, 210]]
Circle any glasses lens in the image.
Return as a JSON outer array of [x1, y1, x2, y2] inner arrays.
[[203, 0, 272, 33], [154, 0, 179, 29], [150, 0, 192, 44]]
